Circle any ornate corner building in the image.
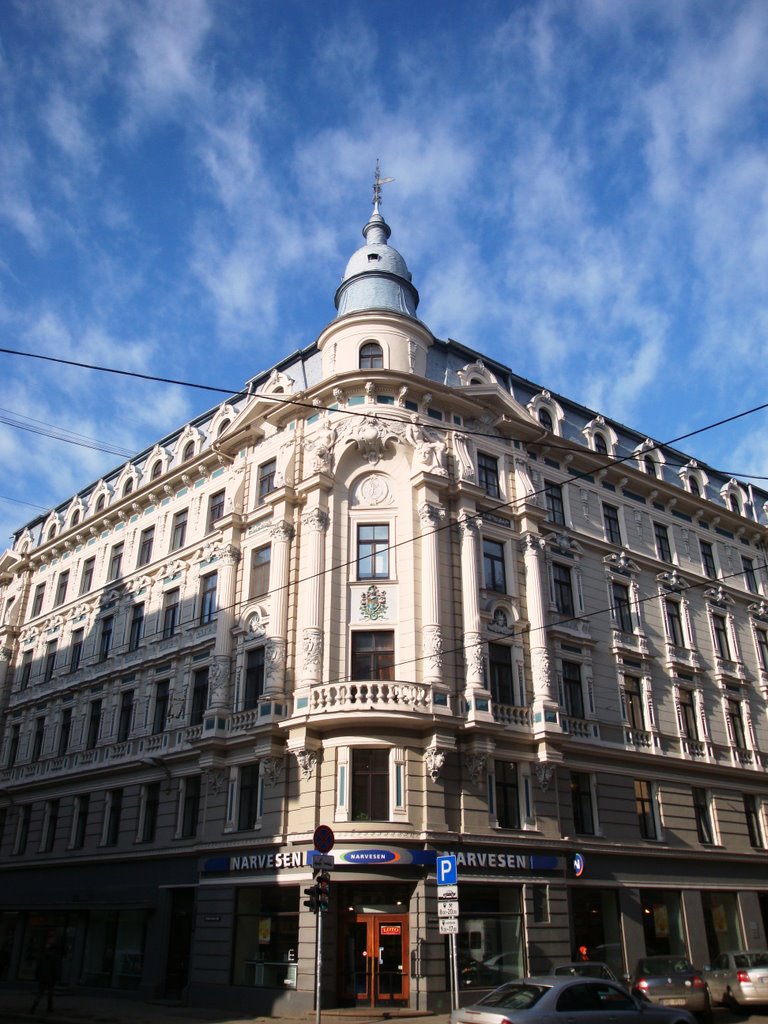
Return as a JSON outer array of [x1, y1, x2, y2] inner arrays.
[[1, 194, 768, 1012]]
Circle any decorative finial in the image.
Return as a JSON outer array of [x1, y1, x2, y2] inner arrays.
[[372, 159, 395, 211]]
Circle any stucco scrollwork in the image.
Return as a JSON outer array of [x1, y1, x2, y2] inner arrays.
[[423, 625, 443, 671], [453, 433, 475, 482], [418, 503, 445, 531], [464, 633, 484, 676], [534, 761, 556, 791], [301, 508, 330, 533], [457, 510, 482, 536], [424, 747, 446, 783], [465, 752, 487, 787], [269, 520, 295, 544], [209, 656, 230, 704], [293, 748, 318, 780], [261, 755, 284, 787], [204, 769, 228, 795], [352, 474, 394, 508], [306, 414, 337, 475], [302, 627, 324, 670], [405, 415, 448, 476]]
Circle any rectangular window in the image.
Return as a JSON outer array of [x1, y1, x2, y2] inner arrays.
[[244, 648, 265, 710], [238, 764, 261, 830], [140, 782, 160, 843], [624, 676, 645, 731], [742, 556, 759, 594], [7, 724, 20, 767], [15, 805, 30, 856], [478, 453, 501, 498], [153, 680, 169, 734], [69, 629, 84, 673], [128, 603, 144, 652], [654, 522, 672, 562], [80, 557, 95, 594], [612, 582, 633, 632], [99, 616, 114, 660], [679, 689, 698, 739], [104, 789, 123, 846], [31, 582, 45, 617], [545, 481, 565, 526], [180, 776, 201, 838], [117, 690, 134, 743], [351, 748, 389, 821], [562, 661, 584, 719], [693, 787, 714, 844], [18, 650, 33, 688], [86, 699, 102, 749], [57, 706, 72, 757], [603, 503, 622, 545], [712, 614, 731, 660], [351, 631, 395, 681], [494, 761, 520, 829], [137, 526, 154, 567], [41, 798, 59, 853], [700, 540, 717, 579], [207, 489, 225, 531], [190, 668, 209, 725], [757, 629, 768, 671], [483, 538, 507, 592], [357, 524, 390, 580], [32, 716, 45, 760], [744, 795, 764, 849], [162, 588, 180, 638], [488, 643, 515, 706], [726, 698, 746, 749], [552, 564, 575, 617], [43, 639, 58, 682], [665, 599, 684, 647], [170, 509, 188, 551], [635, 780, 658, 840], [199, 572, 218, 624], [250, 544, 271, 598], [257, 458, 277, 502], [71, 794, 89, 849], [108, 542, 124, 581], [54, 570, 69, 607], [570, 772, 595, 835]]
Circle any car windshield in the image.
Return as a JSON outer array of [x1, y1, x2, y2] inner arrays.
[[479, 983, 549, 1010], [639, 958, 692, 975], [734, 952, 768, 969]]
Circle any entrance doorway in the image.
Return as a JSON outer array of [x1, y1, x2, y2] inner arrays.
[[342, 913, 409, 1006]]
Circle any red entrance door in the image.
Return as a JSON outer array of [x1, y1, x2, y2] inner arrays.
[[342, 913, 409, 1006]]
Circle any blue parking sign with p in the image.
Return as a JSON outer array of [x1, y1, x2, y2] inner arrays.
[[436, 854, 457, 886]]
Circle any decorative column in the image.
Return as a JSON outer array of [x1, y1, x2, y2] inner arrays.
[[209, 543, 241, 710], [521, 532, 561, 744], [418, 503, 445, 688], [264, 519, 294, 697], [298, 507, 330, 690], [457, 510, 491, 721]]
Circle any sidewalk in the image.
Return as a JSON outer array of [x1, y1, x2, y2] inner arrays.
[[0, 988, 450, 1024]]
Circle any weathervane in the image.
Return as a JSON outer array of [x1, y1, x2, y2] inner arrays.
[[372, 159, 395, 210]]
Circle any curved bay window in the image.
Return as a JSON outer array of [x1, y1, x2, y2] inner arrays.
[[359, 341, 383, 369], [232, 887, 299, 989], [352, 748, 389, 821]]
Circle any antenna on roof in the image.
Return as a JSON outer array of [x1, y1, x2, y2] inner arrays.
[[372, 159, 395, 210]]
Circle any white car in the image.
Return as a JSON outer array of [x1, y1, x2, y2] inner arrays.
[[705, 950, 768, 1007]]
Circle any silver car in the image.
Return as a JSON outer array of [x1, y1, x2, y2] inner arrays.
[[705, 949, 768, 1007], [554, 961, 621, 982], [451, 976, 697, 1024]]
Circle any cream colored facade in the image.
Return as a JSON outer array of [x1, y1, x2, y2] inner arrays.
[[1, 201, 768, 1013]]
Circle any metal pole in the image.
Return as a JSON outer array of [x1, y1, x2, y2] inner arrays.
[[450, 931, 459, 1012], [315, 908, 323, 1024]]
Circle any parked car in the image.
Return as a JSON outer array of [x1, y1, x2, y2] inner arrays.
[[704, 949, 768, 1008], [553, 961, 621, 981], [451, 976, 697, 1024], [630, 957, 711, 1021]]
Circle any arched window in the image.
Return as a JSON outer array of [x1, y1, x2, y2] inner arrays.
[[688, 476, 700, 496], [123, 478, 134, 497], [729, 493, 741, 515], [183, 440, 195, 461], [538, 408, 553, 431], [96, 494, 106, 512], [217, 419, 230, 438], [359, 342, 383, 370], [47, 525, 57, 541], [594, 433, 608, 455], [70, 510, 81, 527], [644, 456, 657, 478], [151, 460, 163, 480]]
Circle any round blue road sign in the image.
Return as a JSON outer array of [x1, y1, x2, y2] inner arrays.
[[313, 824, 335, 853]]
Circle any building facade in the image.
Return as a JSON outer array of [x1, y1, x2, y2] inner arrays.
[[1, 196, 768, 1014]]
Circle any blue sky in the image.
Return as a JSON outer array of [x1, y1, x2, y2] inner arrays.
[[1, 0, 767, 545]]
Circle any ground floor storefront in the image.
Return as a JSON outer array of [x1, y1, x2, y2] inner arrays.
[[1, 843, 767, 1014]]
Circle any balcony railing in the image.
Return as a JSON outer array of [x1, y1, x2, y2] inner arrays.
[[492, 702, 532, 729], [310, 680, 431, 714]]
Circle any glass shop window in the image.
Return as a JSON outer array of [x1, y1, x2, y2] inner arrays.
[[80, 909, 149, 989], [232, 886, 299, 989], [454, 885, 524, 989]]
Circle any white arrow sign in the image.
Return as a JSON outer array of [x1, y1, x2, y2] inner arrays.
[[437, 900, 459, 917]]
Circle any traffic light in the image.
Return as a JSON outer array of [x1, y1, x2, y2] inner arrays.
[[316, 871, 331, 913], [303, 884, 318, 913]]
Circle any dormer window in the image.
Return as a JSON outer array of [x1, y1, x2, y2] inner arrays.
[[151, 460, 163, 480], [122, 478, 134, 497], [538, 408, 553, 431], [95, 494, 106, 513], [217, 419, 230, 438], [688, 476, 700, 496], [359, 342, 383, 370], [594, 433, 608, 455], [183, 440, 195, 461], [367, 253, 380, 262], [729, 493, 741, 515]]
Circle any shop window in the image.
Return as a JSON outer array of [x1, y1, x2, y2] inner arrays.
[[603, 504, 622, 545], [569, 889, 622, 978], [80, 557, 95, 594], [570, 772, 596, 835], [456, 885, 523, 989], [250, 544, 271, 597], [162, 588, 180, 638], [483, 539, 507, 592], [488, 643, 515, 707], [71, 794, 90, 849], [357, 523, 390, 580], [199, 572, 218, 624], [238, 764, 261, 830], [170, 509, 188, 551], [117, 690, 134, 743], [243, 648, 265, 710], [701, 892, 743, 964], [257, 459, 277, 503], [700, 540, 716, 579], [478, 453, 501, 498], [208, 489, 225, 531], [493, 761, 520, 829], [231, 886, 299, 989], [139, 783, 160, 843], [351, 631, 395, 681], [545, 481, 565, 526], [137, 526, 154, 567], [69, 630, 84, 673], [562, 661, 585, 719], [634, 780, 658, 840], [190, 668, 209, 725], [639, 890, 686, 956], [80, 908, 149, 989], [351, 748, 390, 821], [179, 776, 201, 838], [692, 787, 715, 845], [108, 542, 124, 581], [103, 789, 123, 847], [128, 604, 144, 651], [654, 522, 672, 563], [54, 570, 69, 607], [359, 341, 383, 369], [152, 680, 169, 734], [552, 564, 575, 617]]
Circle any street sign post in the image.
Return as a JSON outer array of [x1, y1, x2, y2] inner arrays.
[[312, 853, 335, 871], [436, 855, 460, 1011], [313, 824, 335, 853], [439, 919, 458, 935], [437, 900, 459, 917]]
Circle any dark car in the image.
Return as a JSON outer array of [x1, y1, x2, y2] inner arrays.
[[451, 976, 697, 1024], [630, 957, 711, 1021]]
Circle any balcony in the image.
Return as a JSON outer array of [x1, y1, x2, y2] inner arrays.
[[309, 679, 431, 715], [492, 702, 532, 730], [664, 643, 700, 671], [561, 715, 599, 740], [624, 726, 658, 750]]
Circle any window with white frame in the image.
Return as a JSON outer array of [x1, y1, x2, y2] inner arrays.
[[357, 523, 390, 580], [552, 563, 575, 616], [178, 775, 201, 838], [692, 786, 715, 845], [603, 503, 622, 545], [664, 598, 685, 647], [742, 556, 759, 595], [744, 794, 764, 849], [561, 661, 585, 719], [725, 697, 747, 750], [351, 748, 390, 821], [634, 780, 659, 840], [237, 764, 262, 830], [492, 761, 521, 829], [483, 538, 507, 593], [545, 481, 565, 526], [570, 772, 596, 835], [138, 782, 160, 843], [478, 453, 501, 498], [612, 581, 633, 633]]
